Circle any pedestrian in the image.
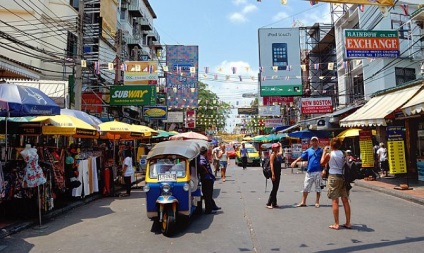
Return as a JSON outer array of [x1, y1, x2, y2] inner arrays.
[[121, 148, 134, 197], [212, 144, 221, 176], [266, 143, 283, 209], [240, 143, 248, 169], [377, 142, 389, 177], [218, 144, 229, 182], [198, 146, 221, 214], [290, 136, 324, 208], [320, 137, 351, 230]]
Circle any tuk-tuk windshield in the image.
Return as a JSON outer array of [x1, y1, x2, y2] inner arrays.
[[149, 159, 187, 179]]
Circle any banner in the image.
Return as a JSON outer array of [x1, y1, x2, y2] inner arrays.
[[301, 97, 333, 114], [82, 92, 103, 113], [143, 106, 167, 120], [109, 85, 156, 106], [263, 96, 294, 106], [344, 30, 399, 58], [387, 126, 407, 174], [185, 110, 196, 129], [359, 130, 374, 167], [259, 105, 281, 116], [238, 107, 258, 115], [123, 61, 158, 85], [258, 28, 302, 96], [166, 45, 198, 108]]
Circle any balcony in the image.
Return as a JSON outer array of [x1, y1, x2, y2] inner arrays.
[[127, 37, 143, 48], [136, 17, 152, 30], [121, 21, 133, 36], [128, 2, 144, 17], [147, 28, 159, 41]]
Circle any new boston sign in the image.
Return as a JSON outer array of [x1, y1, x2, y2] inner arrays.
[[110, 85, 156, 106], [344, 30, 399, 58]]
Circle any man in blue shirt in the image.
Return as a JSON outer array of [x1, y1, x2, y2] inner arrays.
[[290, 136, 324, 208], [240, 143, 248, 170]]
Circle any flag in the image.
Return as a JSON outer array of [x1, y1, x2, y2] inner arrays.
[[342, 61, 347, 69], [281, 0, 287, 4], [262, 76, 266, 81], [400, 4, 408, 16], [108, 63, 114, 70], [94, 61, 100, 74], [358, 4, 365, 12], [314, 63, 319, 70], [218, 67, 223, 72], [238, 75, 242, 81], [81, 60, 86, 68], [120, 63, 127, 71], [163, 65, 168, 72], [301, 64, 306, 71], [288, 65, 292, 71], [204, 66, 209, 74], [259, 66, 264, 73], [225, 75, 230, 80], [272, 66, 278, 72], [310, 1, 318, 6], [190, 67, 196, 73], [142, 66, 147, 72], [149, 65, 154, 73], [328, 62, 334, 70], [232, 66, 237, 74]]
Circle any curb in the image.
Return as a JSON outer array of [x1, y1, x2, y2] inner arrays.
[[354, 180, 424, 206]]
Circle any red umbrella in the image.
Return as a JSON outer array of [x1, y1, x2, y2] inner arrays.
[[169, 131, 209, 141]]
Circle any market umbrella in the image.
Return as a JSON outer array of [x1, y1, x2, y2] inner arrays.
[[336, 128, 376, 139], [169, 131, 208, 141], [131, 124, 159, 138], [252, 135, 272, 143], [31, 115, 97, 138], [152, 130, 176, 139], [98, 120, 144, 140], [242, 136, 253, 141], [288, 129, 330, 139], [60, 109, 102, 129]]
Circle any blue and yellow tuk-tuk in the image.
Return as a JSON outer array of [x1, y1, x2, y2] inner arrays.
[[144, 140, 203, 236]]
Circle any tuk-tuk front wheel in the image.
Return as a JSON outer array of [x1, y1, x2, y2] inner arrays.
[[161, 207, 175, 236]]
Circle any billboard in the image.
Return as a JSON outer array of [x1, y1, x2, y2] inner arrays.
[[82, 92, 103, 113], [123, 61, 158, 85], [100, 0, 117, 45], [109, 85, 156, 106], [301, 97, 333, 114], [166, 45, 198, 108], [258, 28, 302, 96], [344, 30, 400, 58], [263, 96, 294, 106]]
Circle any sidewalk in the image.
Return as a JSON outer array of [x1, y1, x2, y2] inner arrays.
[[354, 175, 424, 205]]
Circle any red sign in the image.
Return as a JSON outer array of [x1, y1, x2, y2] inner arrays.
[[301, 97, 333, 114], [82, 93, 103, 113], [185, 110, 196, 129], [263, 96, 294, 106]]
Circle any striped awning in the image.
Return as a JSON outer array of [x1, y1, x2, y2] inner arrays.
[[401, 86, 424, 116]]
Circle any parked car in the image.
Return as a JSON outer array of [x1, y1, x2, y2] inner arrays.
[[225, 145, 237, 159], [235, 144, 260, 166]]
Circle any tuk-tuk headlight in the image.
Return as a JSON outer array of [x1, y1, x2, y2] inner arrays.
[[144, 184, 150, 192], [183, 183, 190, 191], [162, 183, 171, 193]]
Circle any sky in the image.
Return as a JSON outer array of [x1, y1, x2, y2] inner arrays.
[[150, 0, 333, 131]]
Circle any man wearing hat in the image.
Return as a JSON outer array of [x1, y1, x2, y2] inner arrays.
[[291, 136, 324, 208]]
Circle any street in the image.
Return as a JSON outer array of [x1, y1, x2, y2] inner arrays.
[[1, 163, 424, 253]]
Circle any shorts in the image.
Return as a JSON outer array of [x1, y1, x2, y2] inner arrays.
[[327, 175, 349, 199], [219, 161, 228, 169], [301, 171, 322, 193]]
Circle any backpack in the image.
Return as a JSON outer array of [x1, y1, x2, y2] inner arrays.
[[343, 158, 359, 184], [262, 158, 272, 179]]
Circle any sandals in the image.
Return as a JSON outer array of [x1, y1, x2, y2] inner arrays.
[[266, 205, 273, 209], [296, 204, 307, 207], [329, 225, 339, 230], [315, 203, 320, 208], [342, 224, 352, 229]]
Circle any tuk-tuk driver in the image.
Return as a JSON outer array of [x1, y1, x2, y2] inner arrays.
[[198, 146, 221, 214]]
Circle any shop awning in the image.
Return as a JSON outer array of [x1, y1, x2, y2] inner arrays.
[[340, 85, 421, 127], [401, 86, 424, 116]]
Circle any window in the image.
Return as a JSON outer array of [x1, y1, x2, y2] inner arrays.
[[352, 74, 364, 100], [66, 32, 77, 58], [149, 159, 186, 179], [395, 68, 416, 86], [391, 13, 411, 39]]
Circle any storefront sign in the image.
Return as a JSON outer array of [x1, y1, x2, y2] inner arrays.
[[109, 85, 156, 106], [301, 97, 333, 114], [387, 126, 407, 174], [185, 110, 196, 129], [163, 111, 184, 123], [82, 93, 103, 113], [143, 106, 167, 120], [18, 126, 42, 135], [263, 96, 294, 106], [238, 107, 258, 115], [259, 105, 281, 116], [42, 126, 97, 137], [123, 61, 158, 85], [359, 130, 374, 167], [344, 30, 400, 58]]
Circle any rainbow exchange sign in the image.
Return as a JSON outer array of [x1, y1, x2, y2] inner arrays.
[[344, 30, 400, 58]]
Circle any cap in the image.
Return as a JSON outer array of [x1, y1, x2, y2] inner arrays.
[[200, 146, 208, 153], [311, 136, 319, 141], [346, 150, 352, 153], [271, 143, 280, 148]]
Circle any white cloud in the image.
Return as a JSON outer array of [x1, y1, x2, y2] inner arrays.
[[229, 12, 247, 23], [242, 4, 258, 14], [232, 0, 247, 6], [299, 9, 332, 25], [272, 11, 289, 22]]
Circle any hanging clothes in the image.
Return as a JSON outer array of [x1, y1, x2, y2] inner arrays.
[[91, 157, 99, 193], [72, 159, 90, 197], [52, 149, 66, 191], [21, 147, 46, 188]]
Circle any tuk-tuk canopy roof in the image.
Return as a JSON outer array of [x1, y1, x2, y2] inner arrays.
[[146, 140, 201, 160]]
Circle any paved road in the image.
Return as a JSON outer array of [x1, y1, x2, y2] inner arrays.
[[1, 163, 424, 253]]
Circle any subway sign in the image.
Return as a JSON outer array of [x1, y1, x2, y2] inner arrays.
[[109, 85, 156, 106], [344, 30, 399, 58]]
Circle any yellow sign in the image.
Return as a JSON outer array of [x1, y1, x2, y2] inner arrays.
[[387, 126, 407, 174], [124, 61, 158, 85], [312, 0, 394, 6], [100, 0, 118, 42], [359, 130, 374, 167]]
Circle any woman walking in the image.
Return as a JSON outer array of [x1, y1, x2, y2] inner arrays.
[[218, 144, 229, 182], [321, 138, 351, 230], [266, 143, 282, 209]]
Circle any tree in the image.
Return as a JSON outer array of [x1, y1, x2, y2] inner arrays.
[[196, 81, 231, 133]]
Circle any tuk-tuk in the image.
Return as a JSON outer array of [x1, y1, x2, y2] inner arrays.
[[144, 140, 203, 236]]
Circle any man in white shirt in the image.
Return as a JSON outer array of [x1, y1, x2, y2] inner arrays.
[[377, 142, 388, 177], [121, 149, 134, 197]]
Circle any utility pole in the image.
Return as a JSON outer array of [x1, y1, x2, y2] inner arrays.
[[114, 29, 122, 85], [75, 0, 85, 110]]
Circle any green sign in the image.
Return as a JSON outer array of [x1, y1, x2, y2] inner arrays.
[[260, 85, 303, 96], [110, 85, 156, 106]]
